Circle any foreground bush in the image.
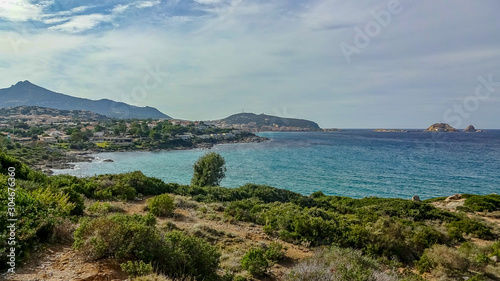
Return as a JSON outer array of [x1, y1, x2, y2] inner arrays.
[[73, 214, 220, 280], [148, 194, 175, 217], [241, 248, 268, 277], [0, 179, 74, 269], [287, 246, 400, 281]]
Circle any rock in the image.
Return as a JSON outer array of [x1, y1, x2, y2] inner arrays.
[[445, 193, 462, 202], [102, 159, 114, 162], [491, 256, 499, 263], [424, 123, 458, 132], [412, 195, 421, 202], [463, 125, 478, 132]]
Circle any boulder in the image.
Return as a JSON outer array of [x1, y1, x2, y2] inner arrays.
[[491, 256, 499, 263], [412, 195, 421, 202], [445, 193, 462, 202]]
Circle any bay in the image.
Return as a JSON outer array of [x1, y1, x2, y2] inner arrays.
[[52, 130, 500, 199]]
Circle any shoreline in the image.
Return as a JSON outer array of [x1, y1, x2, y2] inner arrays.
[[43, 135, 269, 174]]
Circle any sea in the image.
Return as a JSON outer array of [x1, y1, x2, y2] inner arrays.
[[52, 130, 500, 200]]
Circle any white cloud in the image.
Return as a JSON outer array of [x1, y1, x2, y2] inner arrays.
[[135, 1, 161, 9], [48, 14, 112, 33], [0, 0, 52, 21]]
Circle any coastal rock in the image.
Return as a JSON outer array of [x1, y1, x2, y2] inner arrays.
[[463, 125, 479, 132], [445, 193, 462, 202], [424, 123, 458, 132], [412, 195, 421, 202], [103, 159, 114, 162]]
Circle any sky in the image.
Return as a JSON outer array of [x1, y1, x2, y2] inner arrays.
[[0, 0, 499, 129]]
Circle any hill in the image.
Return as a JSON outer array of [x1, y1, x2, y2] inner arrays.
[[214, 113, 320, 132], [0, 81, 170, 119], [0, 105, 109, 121]]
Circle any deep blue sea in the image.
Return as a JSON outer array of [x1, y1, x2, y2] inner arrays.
[[52, 131, 500, 199]]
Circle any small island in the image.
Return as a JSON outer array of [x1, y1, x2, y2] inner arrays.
[[464, 125, 482, 133], [424, 123, 459, 132]]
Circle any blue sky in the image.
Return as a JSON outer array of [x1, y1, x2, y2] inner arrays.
[[0, 0, 499, 128]]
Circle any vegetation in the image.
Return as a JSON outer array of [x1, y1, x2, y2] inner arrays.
[[147, 194, 174, 217], [0, 151, 499, 280], [241, 248, 269, 277], [191, 152, 227, 187]]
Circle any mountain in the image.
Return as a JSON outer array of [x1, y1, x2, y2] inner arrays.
[[213, 113, 320, 132], [0, 81, 170, 119]]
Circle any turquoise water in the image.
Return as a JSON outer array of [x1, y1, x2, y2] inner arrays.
[[52, 131, 500, 199]]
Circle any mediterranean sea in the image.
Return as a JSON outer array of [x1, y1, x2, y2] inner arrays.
[[52, 130, 500, 199]]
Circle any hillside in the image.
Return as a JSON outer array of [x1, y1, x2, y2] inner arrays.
[[0, 105, 109, 121], [214, 113, 320, 132], [0, 81, 170, 119], [1, 151, 499, 281]]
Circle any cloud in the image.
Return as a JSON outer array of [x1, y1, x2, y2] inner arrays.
[[0, 0, 52, 21], [48, 14, 113, 33]]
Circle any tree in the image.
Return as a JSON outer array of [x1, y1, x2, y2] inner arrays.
[[191, 152, 226, 187]]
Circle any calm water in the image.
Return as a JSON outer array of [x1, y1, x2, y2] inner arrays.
[[52, 131, 500, 199]]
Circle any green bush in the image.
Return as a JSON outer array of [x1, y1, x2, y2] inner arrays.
[[148, 194, 175, 217], [121, 260, 153, 277], [447, 219, 493, 240], [0, 181, 74, 269], [73, 214, 220, 280], [241, 248, 268, 277], [464, 194, 500, 212], [416, 245, 469, 277], [159, 230, 220, 280], [264, 242, 286, 264]]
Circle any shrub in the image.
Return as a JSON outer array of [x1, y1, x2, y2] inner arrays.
[[241, 248, 268, 277], [73, 213, 159, 261], [159, 230, 220, 280], [87, 201, 124, 215], [464, 194, 500, 212], [73, 214, 220, 280], [264, 242, 286, 264], [310, 191, 326, 198], [121, 260, 153, 277], [148, 194, 175, 217], [224, 199, 262, 222], [0, 182, 73, 269], [416, 245, 469, 277], [287, 247, 398, 281], [447, 219, 493, 240]]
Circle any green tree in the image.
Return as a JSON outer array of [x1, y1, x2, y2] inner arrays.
[[191, 152, 226, 187]]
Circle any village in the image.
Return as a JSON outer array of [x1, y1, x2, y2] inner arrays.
[[0, 106, 259, 149]]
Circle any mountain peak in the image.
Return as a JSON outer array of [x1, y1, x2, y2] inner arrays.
[[14, 80, 34, 87]]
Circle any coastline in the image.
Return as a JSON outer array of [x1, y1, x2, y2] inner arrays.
[[43, 135, 269, 174]]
